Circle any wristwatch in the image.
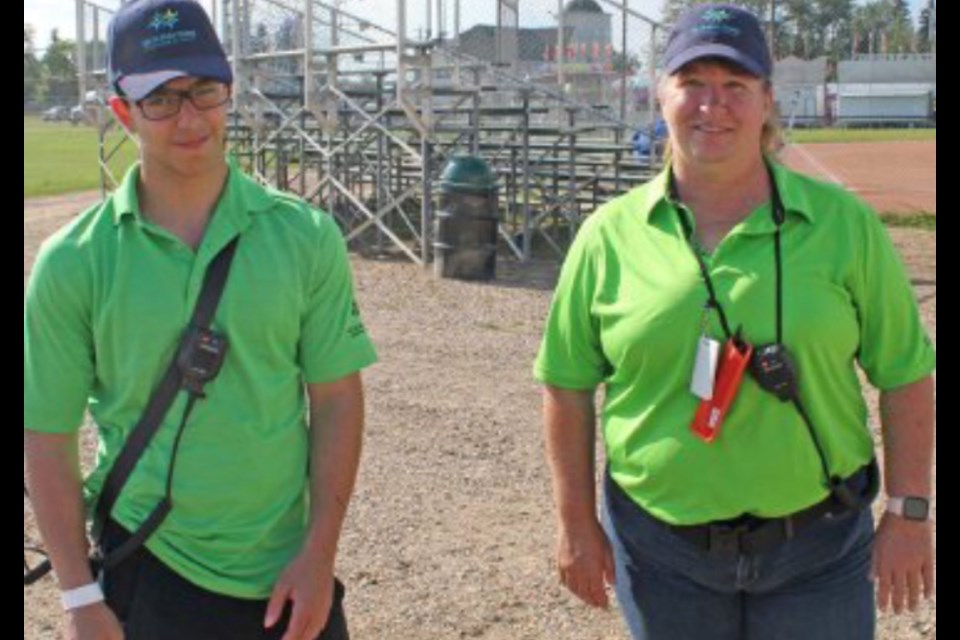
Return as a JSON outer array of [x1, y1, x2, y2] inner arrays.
[[885, 496, 932, 522]]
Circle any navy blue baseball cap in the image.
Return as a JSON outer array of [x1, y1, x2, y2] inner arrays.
[[108, 0, 232, 101], [662, 4, 772, 78]]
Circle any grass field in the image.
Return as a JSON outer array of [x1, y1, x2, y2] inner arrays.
[[880, 212, 937, 231], [787, 127, 937, 144], [24, 115, 139, 198]]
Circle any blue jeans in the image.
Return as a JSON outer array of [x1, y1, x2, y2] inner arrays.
[[602, 475, 876, 640]]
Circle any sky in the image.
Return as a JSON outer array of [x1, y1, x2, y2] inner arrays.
[[25, 0, 928, 53]]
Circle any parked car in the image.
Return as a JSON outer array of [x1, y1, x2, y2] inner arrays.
[[69, 105, 88, 125], [41, 106, 69, 122]]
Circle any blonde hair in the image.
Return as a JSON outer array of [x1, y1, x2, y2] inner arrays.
[[761, 99, 785, 157]]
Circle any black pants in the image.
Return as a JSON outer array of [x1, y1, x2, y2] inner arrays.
[[100, 521, 349, 640]]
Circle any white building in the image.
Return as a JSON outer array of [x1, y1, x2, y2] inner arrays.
[[773, 56, 829, 126], [836, 54, 936, 124]]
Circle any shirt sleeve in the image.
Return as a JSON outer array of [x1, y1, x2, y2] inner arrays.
[[24, 239, 95, 434], [852, 207, 936, 390], [533, 218, 609, 390], [298, 212, 378, 383]]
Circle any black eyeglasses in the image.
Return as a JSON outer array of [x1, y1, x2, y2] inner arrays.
[[136, 81, 231, 121]]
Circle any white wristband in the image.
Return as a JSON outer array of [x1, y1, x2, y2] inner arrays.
[[61, 582, 105, 611]]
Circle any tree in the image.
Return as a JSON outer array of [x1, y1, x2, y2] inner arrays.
[[80, 38, 109, 77], [850, 1, 918, 55], [852, 2, 889, 54], [887, 0, 915, 53], [812, 0, 855, 62], [781, 0, 818, 58], [662, 0, 769, 25], [917, 0, 935, 53], [42, 29, 79, 105], [24, 24, 47, 105], [660, 0, 918, 61], [251, 22, 270, 55], [611, 51, 641, 74]]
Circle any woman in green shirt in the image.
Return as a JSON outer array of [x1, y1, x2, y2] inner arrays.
[[535, 5, 935, 639]]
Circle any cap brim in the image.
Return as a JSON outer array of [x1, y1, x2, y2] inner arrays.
[[664, 44, 767, 78], [118, 70, 188, 101], [115, 54, 233, 101]]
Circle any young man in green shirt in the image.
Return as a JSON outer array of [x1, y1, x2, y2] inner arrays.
[[24, 1, 377, 638]]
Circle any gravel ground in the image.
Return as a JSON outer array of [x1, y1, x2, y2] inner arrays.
[[25, 196, 935, 639]]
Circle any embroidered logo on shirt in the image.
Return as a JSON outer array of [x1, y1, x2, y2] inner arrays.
[[347, 301, 368, 338]]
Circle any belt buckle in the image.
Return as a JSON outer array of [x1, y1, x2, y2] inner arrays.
[[708, 522, 749, 556]]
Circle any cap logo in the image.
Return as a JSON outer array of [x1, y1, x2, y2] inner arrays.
[[701, 8, 732, 24], [695, 8, 741, 37], [148, 9, 180, 32], [141, 8, 196, 51]]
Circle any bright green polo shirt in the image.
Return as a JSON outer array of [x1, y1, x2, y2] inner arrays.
[[24, 160, 377, 598], [534, 162, 935, 525]]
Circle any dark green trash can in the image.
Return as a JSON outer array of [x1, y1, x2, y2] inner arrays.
[[434, 156, 499, 281]]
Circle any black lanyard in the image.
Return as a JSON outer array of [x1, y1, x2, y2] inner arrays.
[[667, 167, 880, 508], [668, 174, 873, 504], [669, 162, 786, 346]]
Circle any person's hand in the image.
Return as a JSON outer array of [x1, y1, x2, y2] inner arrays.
[[555, 518, 616, 609], [872, 512, 935, 614], [67, 602, 124, 640], [265, 549, 335, 640]]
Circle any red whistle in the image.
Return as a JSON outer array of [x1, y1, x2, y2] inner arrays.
[[691, 336, 753, 443]]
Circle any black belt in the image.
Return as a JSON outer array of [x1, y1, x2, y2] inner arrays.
[[667, 461, 878, 557]]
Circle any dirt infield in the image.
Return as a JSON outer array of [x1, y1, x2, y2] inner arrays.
[[781, 141, 936, 214], [25, 196, 935, 639]]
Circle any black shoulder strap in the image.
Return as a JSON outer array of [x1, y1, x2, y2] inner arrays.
[[25, 237, 241, 586], [86, 236, 240, 569], [93, 237, 240, 538]]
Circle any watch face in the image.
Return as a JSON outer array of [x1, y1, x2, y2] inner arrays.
[[903, 497, 930, 521]]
